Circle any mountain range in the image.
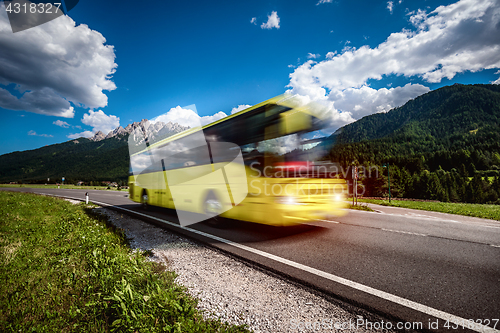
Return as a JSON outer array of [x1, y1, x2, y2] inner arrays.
[[0, 119, 189, 183], [89, 119, 189, 142]]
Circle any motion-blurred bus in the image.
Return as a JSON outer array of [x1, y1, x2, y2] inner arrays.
[[128, 95, 347, 226]]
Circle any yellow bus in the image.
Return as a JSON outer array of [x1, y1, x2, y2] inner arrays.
[[128, 95, 347, 226]]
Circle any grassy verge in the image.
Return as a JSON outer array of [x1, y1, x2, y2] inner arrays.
[[358, 198, 500, 221], [0, 191, 250, 332], [0, 184, 125, 191], [348, 203, 374, 212]]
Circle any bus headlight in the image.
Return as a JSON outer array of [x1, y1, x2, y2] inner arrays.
[[276, 196, 300, 205], [333, 194, 343, 202]]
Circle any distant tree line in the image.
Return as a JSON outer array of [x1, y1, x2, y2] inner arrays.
[[357, 164, 500, 204]]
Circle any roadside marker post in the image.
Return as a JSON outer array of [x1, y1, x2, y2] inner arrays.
[[383, 163, 391, 203], [354, 166, 358, 206], [352, 166, 358, 205], [85, 192, 89, 204]]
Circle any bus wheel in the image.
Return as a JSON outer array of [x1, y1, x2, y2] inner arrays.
[[141, 191, 149, 210], [203, 192, 223, 227]]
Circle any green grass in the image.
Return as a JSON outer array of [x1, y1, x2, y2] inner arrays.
[[0, 184, 125, 191], [358, 198, 500, 221], [348, 203, 374, 212], [0, 191, 250, 332], [467, 176, 495, 183]]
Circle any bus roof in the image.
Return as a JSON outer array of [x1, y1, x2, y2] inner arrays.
[[130, 94, 318, 155]]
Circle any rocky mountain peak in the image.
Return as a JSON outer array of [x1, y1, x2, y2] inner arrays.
[[89, 131, 106, 142], [89, 119, 189, 143]]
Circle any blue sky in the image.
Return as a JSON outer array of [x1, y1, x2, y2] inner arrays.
[[1, 0, 499, 155]]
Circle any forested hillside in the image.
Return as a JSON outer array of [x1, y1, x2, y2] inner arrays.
[[0, 137, 129, 184], [328, 84, 500, 204], [334, 84, 500, 144], [0, 119, 189, 184]]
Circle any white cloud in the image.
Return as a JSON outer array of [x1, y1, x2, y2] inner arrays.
[[231, 104, 252, 114], [288, 0, 500, 129], [307, 53, 320, 59], [67, 110, 119, 138], [408, 9, 428, 30], [325, 51, 337, 59], [53, 120, 70, 128], [67, 131, 93, 139], [317, 0, 333, 5], [0, 87, 75, 118], [200, 111, 228, 126], [250, 17, 257, 25], [387, 1, 394, 14], [493, 70, 500, 84], [328, 110, 356, 130], [330, 83, 430, 118], [261, 11, 280, 29], [154, 106, 229, 128], [82, 110, 120, 133], [28, 130, 53, 138], [284, 93, 357, 130], [0, 5, 116, 117], [257, 134, 300, 155]]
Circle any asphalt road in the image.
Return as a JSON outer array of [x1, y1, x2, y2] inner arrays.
[[4, 187, 500, 332]]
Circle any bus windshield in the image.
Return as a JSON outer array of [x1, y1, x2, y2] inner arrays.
[[240, 132, 337, 178]]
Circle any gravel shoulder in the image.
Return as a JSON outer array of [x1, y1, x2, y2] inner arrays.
[[88, 204, 400, 332]]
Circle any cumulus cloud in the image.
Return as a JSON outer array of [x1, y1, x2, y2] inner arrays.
[[261, 11, 280, 29], [28, 130, 53, 137], [330, 83, 430, 118], [291, 0, 500, 91], [307, 53, 320, 59], [493, 70, 500, 84], [82, 110, 120, 133], [0, 87, 75, 118], [154, 106, 229, 128], [67, 110, 120, 138], [67, 131, 93, 139], [325, 51, 337, 59], [258, 134, 299, 155], [0, 5, 117, 117], [288, 0, 500, 129], [387, 1, 394, 14], [316, 0, 333, 5], [53, 120, 70, 128], [231, 104, 252, 114], [250, 17, 257, 25]]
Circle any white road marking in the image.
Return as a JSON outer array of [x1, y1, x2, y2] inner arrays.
[[319, 219, 340, 224], [352, 208, 500, 229], [316, 218, 429, 237], [381, 228, 427, 237], [475, 224, 500, 229], [38, 192, 500, 333]]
